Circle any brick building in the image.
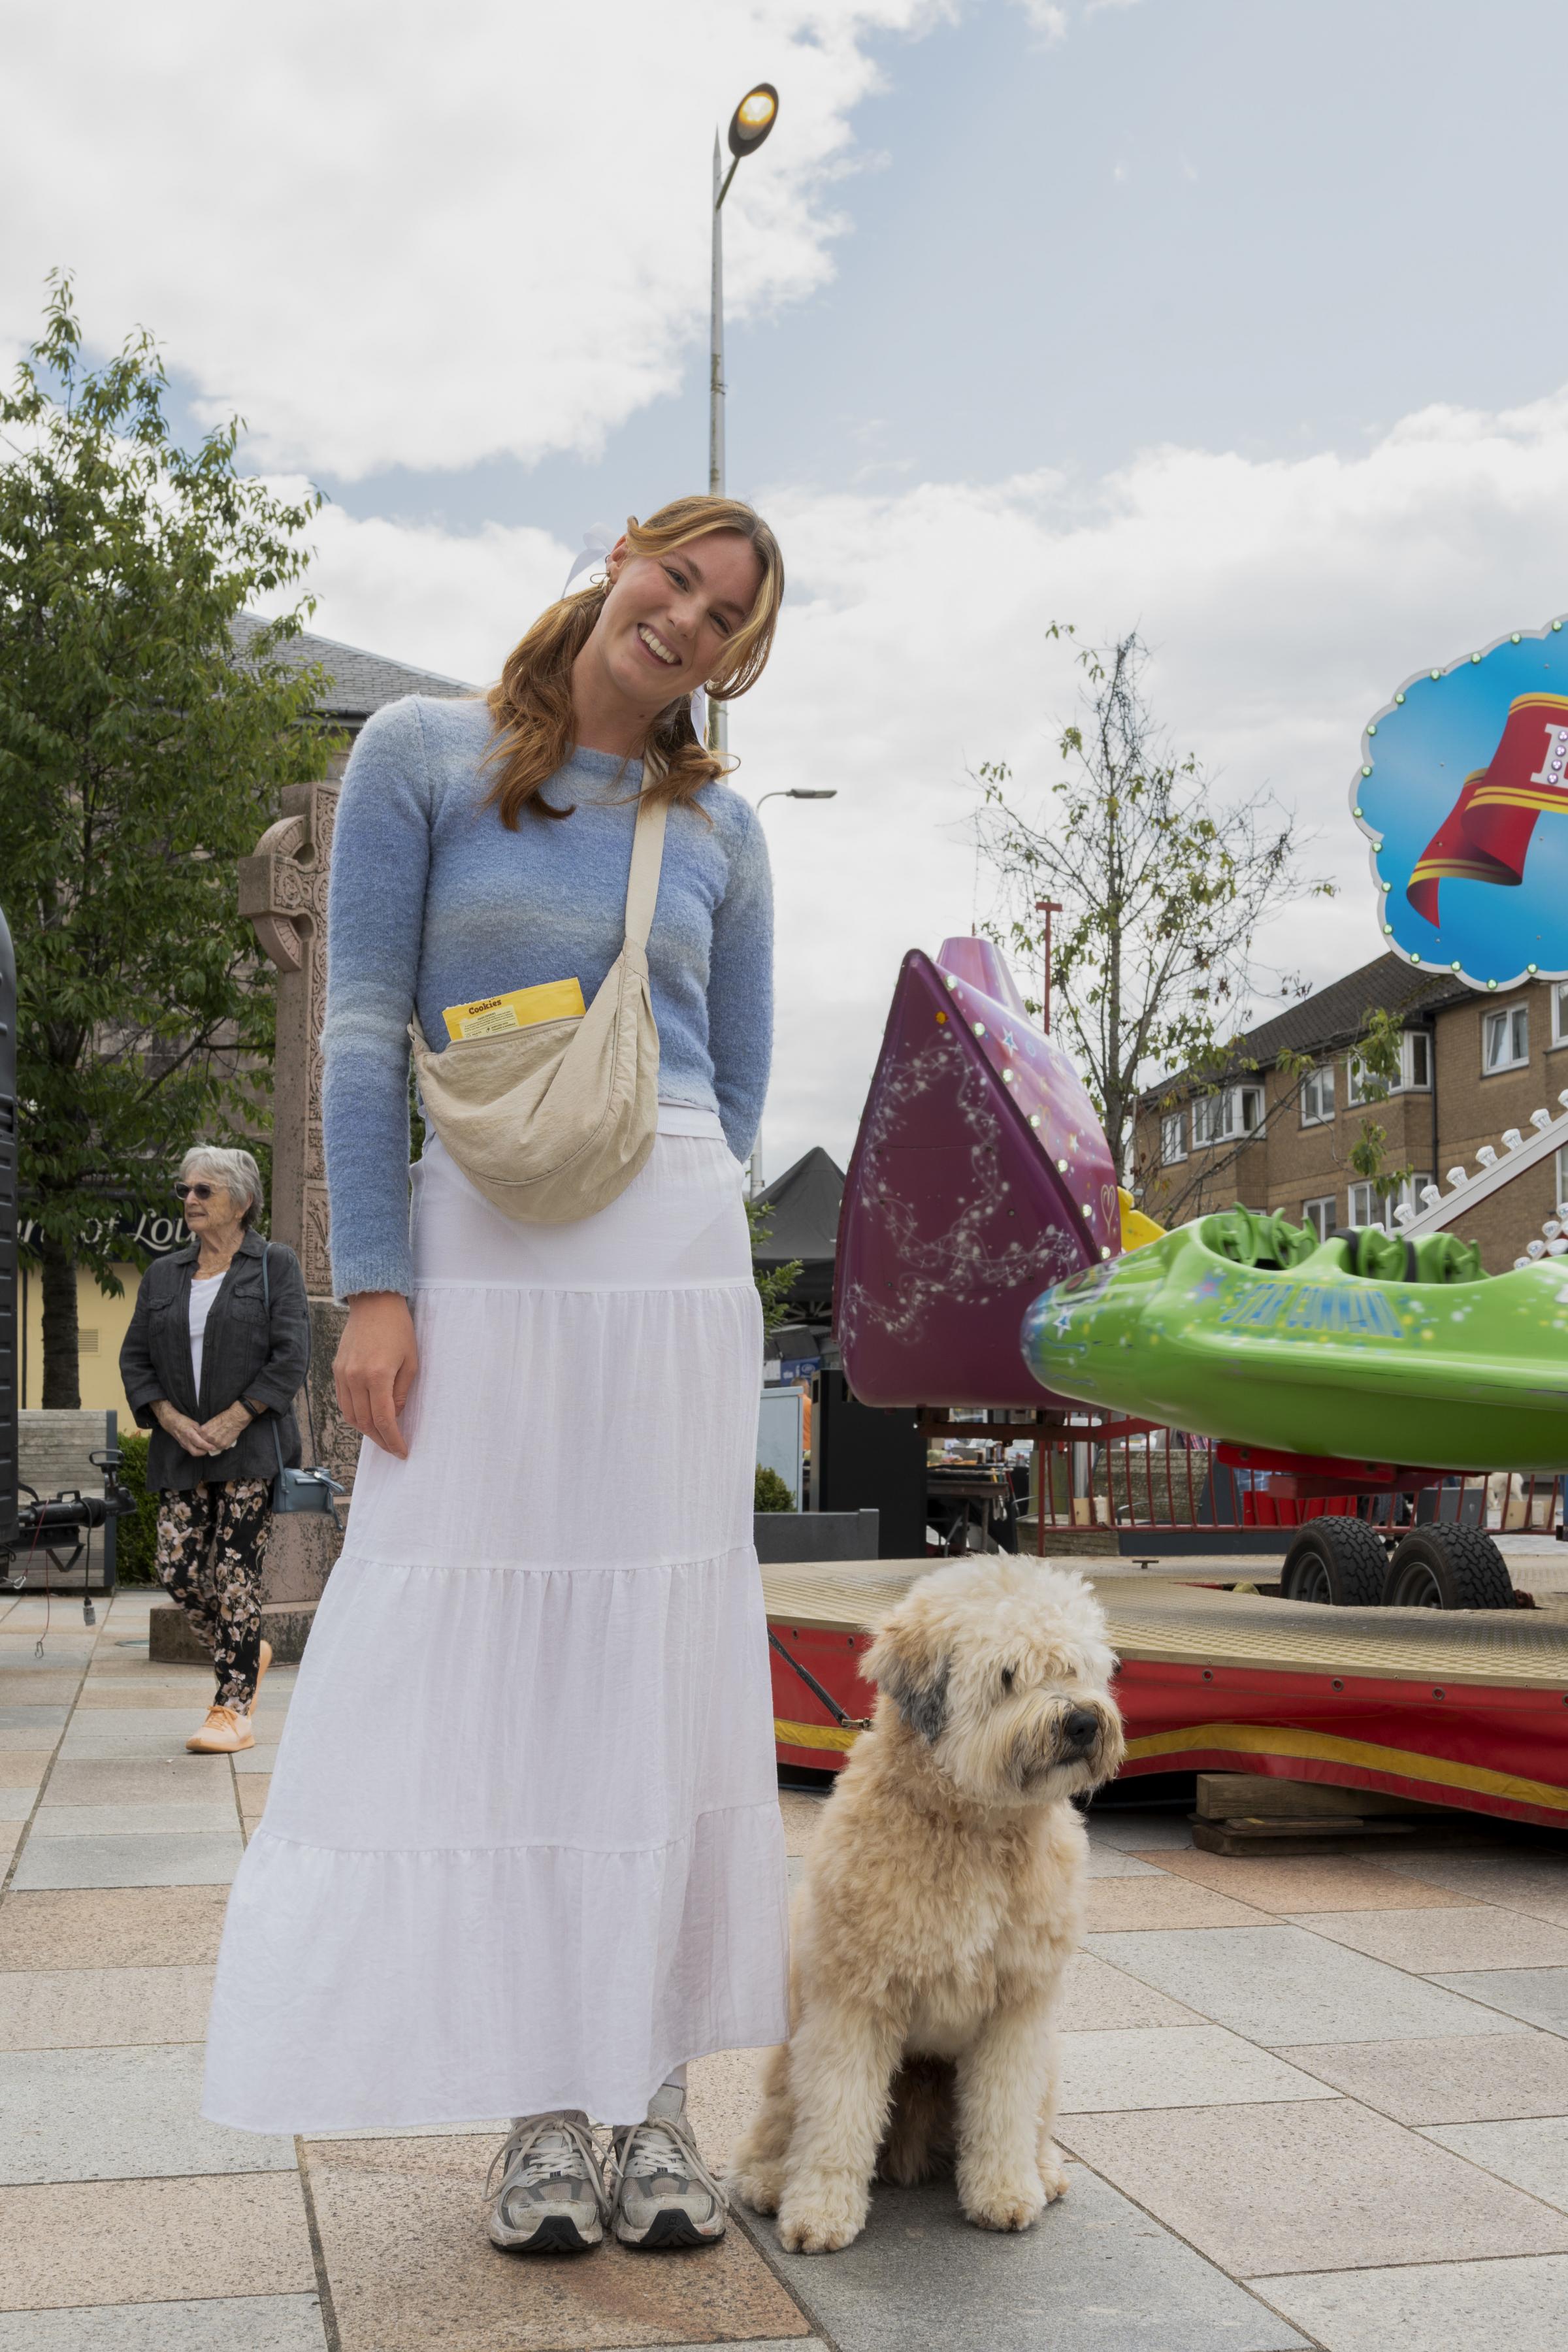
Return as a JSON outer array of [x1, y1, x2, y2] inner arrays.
[[1136, 952, 1568, 1273]]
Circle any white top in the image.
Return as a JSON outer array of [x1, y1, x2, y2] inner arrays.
[[188, 1272, 226, 1397]]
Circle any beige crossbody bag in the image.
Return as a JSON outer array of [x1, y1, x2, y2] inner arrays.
[[408, 792, 668, 1224]]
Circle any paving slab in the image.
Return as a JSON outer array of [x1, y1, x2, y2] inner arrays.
[[0, 1753, 51, 1790], [42, 1756, 229, 1806], [73, 1684, 229, 1710], [0, 1676, 83, 1708], [304, 2131, 813, 2351], [11, 1831, 242, 1890], [0, 2172, 315, 2309], [1085, 1808, 1195, 1852], [1291, 1905, 1568, 1973], [234, 1745, 281, 1775], [1086, 1880, 1272, 1932], [0, 1708, 67, 1748], [1058, 2097, 1568, 2274], [1252, 2253, 1568, 2352], [1055, 1953, 1205, 2031], [0, 1886, 230, 1970], [0, 1797, 32, 1826], [239, 1774, 271, 1817], [777, 1791, 827, 1857], [1058, 2025, 1339, 2114], [1084, 1846, 1165, 1879], [1275, 2031, 1568, 2123], [688, 2045, 768, 2171], [0, 1827, 17, 1870], [755, 2161, 1307, 2351], [1087, 1923, 1532, 2044], [1380, 1850, 1568, 1927], [25, 1801, 240, 1839], [1150, 1850, 1482, 1913], [56, 1710, 227, 1756], [1423, 2117, 1568, 2210], [0, 2044, 294, 2181], [0, 2295, 328, 2350], [0, 1964, 215, 2051], [1430, 1967, 1568, 2034]]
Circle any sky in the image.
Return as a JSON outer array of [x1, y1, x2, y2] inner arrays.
[[8, 0, 1568, 1177]]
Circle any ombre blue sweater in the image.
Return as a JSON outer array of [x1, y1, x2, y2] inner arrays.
[[321, 695, 774, 1299]]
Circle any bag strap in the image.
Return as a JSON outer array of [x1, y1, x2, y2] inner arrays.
[[261, 1242, 319, 1474], [623, 791, 669, 952]]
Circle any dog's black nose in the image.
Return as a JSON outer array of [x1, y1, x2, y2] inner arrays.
[[1064, 1708, 1100, 1749]]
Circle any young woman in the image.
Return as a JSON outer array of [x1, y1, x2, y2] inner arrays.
[[119, 1146, 309, 1754], [203, 495, 790, 2256]]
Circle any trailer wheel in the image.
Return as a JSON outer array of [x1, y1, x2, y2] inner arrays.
[[1281, 1517, 1387, 1607], [1382, 1527, 1515, 1610]]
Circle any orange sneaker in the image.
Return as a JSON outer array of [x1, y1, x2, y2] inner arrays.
[[186, 1705, 255, 1754]]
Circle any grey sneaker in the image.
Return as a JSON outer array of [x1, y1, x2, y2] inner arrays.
[[486, 2110, 610, 2254], [610, 2085, 728, 2249]]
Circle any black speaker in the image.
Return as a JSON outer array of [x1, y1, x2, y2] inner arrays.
[[809, 1370, 926, 1560], [0, 906, 16, 1553]]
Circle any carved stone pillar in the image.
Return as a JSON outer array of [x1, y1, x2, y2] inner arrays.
[[238, 776, 360, 1603]]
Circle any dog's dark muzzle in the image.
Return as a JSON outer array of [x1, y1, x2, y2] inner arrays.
[[1060, 1707, 1101, 1757]]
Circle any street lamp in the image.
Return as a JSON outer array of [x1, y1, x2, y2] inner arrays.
[[708, 81, 779, 754], [1034, 897, 1064, 1034]]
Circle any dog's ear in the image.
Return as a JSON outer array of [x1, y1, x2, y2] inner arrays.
[[866, 1605, 951, 1744]]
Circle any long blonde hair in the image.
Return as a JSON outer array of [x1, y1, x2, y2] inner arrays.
[[482, 494, 784, 828]]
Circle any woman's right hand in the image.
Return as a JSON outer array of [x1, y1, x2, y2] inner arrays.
[[334, 1292, 419, 1460], [152, 1400, 222, 1458]]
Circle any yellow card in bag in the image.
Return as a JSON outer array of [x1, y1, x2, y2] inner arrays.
[[442, 977, 585, 1042]]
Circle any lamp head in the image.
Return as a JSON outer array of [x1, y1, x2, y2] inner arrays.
[[728, 83, 779, 159]]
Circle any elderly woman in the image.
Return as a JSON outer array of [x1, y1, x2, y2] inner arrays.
[[120, 1147, 310, 1754]]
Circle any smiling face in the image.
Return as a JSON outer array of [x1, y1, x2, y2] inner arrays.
[[587, 528, 764, 720]]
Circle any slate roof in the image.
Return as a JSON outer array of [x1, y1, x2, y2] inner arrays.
[[1145, 953, 1469, 1106], [231, 613, 474, 725], [752, 1147, 845, 1266]]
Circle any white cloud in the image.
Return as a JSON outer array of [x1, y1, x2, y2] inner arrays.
[[1, 1, 943, 479], [266, 384, 1568, 1176]]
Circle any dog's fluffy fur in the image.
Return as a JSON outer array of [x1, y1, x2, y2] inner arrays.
[[730, 1558, 1124, 2254]]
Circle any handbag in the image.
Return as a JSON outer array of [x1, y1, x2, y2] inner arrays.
[[260, 1245, 346, 1521], [408, 789, 668, 1224]]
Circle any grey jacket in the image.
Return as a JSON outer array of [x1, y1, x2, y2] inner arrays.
[[119, 1232, 312, 1493]]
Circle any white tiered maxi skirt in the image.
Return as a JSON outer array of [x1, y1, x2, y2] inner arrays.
[[202, 1115, 790, 2134]]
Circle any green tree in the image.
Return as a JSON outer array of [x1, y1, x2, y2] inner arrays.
[[974, 629, 1332, 1182], [746, 1194, 804, 1335], [0, 278, 330, 1404]]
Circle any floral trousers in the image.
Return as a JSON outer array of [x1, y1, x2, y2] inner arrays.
[[155, 1480, 272, 1710]]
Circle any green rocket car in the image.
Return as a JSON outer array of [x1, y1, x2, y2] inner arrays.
[[1021, 1206, 1568, 1474]]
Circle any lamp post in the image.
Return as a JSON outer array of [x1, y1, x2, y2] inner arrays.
[[1034, 897, 1064, 1033], [708, 81, 778, 755]]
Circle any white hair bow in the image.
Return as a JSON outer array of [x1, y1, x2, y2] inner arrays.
[[561, 523, 709, 745]]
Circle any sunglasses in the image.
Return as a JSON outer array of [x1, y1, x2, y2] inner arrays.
[[173, 1182, 218, 1201]]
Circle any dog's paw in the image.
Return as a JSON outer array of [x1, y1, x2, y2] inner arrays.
[[776, 2180, 868, 2254], [1037, 2140, 1070, 2204], [727, 2161, 784, 2216], [959, 2167, 1047, 2233]]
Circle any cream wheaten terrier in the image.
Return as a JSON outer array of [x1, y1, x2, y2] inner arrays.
[[730, 1557, 1124, 2254]]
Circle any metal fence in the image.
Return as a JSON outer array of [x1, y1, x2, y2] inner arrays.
[[1029, 1426, 1562, 1539]]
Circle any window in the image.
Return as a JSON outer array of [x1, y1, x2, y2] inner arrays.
[[1303, 1195, 1338, 1241], [1191, 1085, 1265, 1147], [1301, 1065, 1335, 1125], [1346, 1032, 1432, 1102], [1348, 1173, 1435, 1231], [1552, 981, 1568, 1049], [1160, 1111, 1186, 1164], [1558, 1143, 1568, 1215], [1483, 1004, 1529, 1073]]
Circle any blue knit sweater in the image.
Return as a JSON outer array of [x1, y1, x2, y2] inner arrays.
[[321, 695, 774, 1299]]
